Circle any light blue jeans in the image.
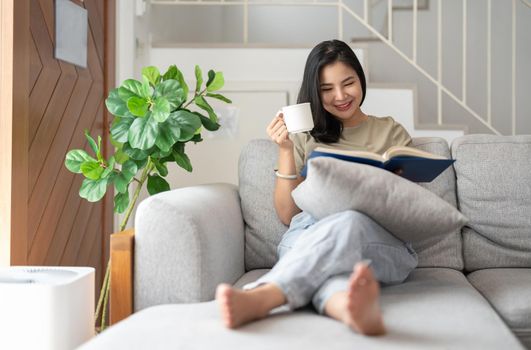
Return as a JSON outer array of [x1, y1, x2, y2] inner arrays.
[[244, 210, 418, 314]]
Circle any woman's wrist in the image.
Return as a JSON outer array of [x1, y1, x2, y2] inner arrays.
[[278, 143, 294, 155], [275, 170, 298, 179]]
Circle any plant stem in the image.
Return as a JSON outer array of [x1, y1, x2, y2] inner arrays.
[[100, 271, 111, 331], [119, 159, 154, 232], [95, 159, 155, 332], [94, 262, 110, 330], [183, 88, 207, 109]]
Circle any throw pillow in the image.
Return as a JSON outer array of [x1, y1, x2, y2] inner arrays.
[[292, 157, 468, 244]]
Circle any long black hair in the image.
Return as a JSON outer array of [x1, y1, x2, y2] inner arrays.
[[297, 40, 367, 144]]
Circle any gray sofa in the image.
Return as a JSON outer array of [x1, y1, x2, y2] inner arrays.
[[82, 135, 531, 350]]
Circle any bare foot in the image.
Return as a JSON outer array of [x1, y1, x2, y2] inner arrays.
[[324, 263, 386, 335], [345, 263, 386, 335], [216, 283, 285, 329]]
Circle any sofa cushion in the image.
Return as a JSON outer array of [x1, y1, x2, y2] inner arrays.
[[291, 157, 467, 249], [239, 140, 288, 270], [239, 138, 464, 270], [79, 268, 523, 350], [467, 268, 531, 348], [452, 135, 531, 271]]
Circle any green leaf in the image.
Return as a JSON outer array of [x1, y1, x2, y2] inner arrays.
[[122, 143, 149, 160], [206, 71, 224, 92], [96, 136, 103, 162], [194, 65, 203, 94], [172, 143, 193, 172], [114, 148, 129, 164], [110, 135, 122, 148], [119, 79, 148, 100], [150, 146, 172, 159], [192, 111, 220, 131], [80, 161, 104, 180], [153, 159, 169, 177], [173, 151, 193, 172], [152, 97, 171, 123], [155, 111, 182, 151], [132, 157, 148, 170], [111, 117, 134, 143], [173, 110, 202, 142], [85, 130, 99, 155], [206, 93, 232, 104], [162, 65, 178, 80], [122, 160, 138, 180], [114, 176, 128, 195], [141, 76, 152, 98], [206, 70, 215, 87], [194, 95, 218, 122], [162, 65, 189, 99], [114, 190, 130, 214], [191, 133, 203, 143], [128, 114, 160, 150], [79, 178, 108, 202], [127, 96, 149, 117], [114, 160, 138, 194], [174, 67, 189, 100], [142, 66, 160, 86], [65, 149, 95, 173], [101, 156, 116, 178], [105, 89, 128, 117], [155, 79, 185, 110], [147, 174, 170, 195]]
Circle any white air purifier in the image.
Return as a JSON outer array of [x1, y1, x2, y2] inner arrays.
[[0, 266, 95, 350]]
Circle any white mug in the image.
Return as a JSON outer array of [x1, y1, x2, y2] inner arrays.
[[281, 102, 314, 133]]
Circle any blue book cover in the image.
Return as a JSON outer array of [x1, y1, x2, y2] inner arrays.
[[300, 147, 455, 183]]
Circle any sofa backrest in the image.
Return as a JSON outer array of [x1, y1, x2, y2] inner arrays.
[[451, 134, 531, 272], [239, 138, 463, 271], [239, 140, 287, 270]]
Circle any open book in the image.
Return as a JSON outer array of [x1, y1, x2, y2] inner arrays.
[[300, 146, 455, 182]]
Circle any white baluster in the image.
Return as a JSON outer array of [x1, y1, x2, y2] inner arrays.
[[487, 0, 492, 125], [462, 0, 467, 104]]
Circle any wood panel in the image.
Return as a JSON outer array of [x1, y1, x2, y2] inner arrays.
[[24, 0, 115, 299]]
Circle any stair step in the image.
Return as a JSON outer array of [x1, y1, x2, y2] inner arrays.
[[150, 46, 368, 82]]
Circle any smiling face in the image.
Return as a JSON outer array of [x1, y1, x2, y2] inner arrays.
[[319, 61, 366, 127]]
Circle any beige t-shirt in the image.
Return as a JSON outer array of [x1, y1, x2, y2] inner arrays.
[[290, 116, 412, 175]]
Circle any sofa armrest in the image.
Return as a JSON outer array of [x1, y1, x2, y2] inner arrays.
[[133, 183, 245, 311], [110, 229, 134, 325]]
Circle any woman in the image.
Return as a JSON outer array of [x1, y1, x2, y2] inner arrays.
[[216, 40, 418, 335]]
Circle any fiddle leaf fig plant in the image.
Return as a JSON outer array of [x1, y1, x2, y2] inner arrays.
[[64, 64, 231, 331]]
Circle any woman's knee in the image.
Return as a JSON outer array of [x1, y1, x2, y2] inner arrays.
[[330, 210, 377, 240], [336, 210, 369, 222]]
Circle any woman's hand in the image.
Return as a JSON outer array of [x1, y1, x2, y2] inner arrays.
[[266, 112, 293, 149]]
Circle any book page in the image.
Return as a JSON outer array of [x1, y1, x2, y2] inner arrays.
[[314, 147, 385, 162], [383, 146, 446, 160]]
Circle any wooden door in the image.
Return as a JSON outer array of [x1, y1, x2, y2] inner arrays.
[[4, 0, 115, 297]]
